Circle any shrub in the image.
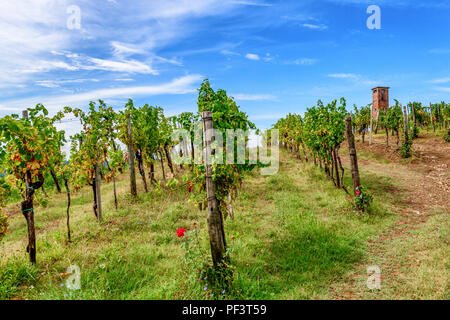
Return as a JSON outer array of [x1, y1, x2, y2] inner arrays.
[[443, 129, 450, 143], [353, 185, 373, 213], [179, 226, 234, 299], [400, 137, 412, 158], [0, 211, 7, 242], [409, 124, 419, 140]]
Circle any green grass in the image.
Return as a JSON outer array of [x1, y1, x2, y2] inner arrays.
[[0, 150, 420, 300]]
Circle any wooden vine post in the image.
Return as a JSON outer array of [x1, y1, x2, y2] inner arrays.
[[113, 174, 118, 209], [430, 103, 435, 133], [403, 105, 408, 138], [21, 110, 44, 264], [345, 116, 361, 193], [63, 177, 71, 242], [369, 108, 373, 145], [95, 148, 102, 221], [202, 111, 227, 267], [127, 116, 137, 197]]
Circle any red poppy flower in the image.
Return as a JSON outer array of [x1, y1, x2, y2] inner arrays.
[[356, 190, 361, 195], [177, 228, 187, 238]]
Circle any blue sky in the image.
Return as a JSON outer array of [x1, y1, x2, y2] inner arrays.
[[1, 0, 449, 135]]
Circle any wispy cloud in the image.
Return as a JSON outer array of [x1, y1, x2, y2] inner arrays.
[[301, 23, 328, 30], [0, 75, 203, 112], [111, 41, 146, 58], [433, 86, 450, 92], [262, 53, 273, 62], [328, 73, 382, 87], [0, 0, 230, 90], [35, 78, 100, 88], [281, 14, 317, 22], [230, 1, 273, 7], [245, 53, 260, 60], [85, 57, 157, 74], [429, 77, 450, 84], [328, 73, 359, 79], [221, 50, 241, 56], [48, 50, 159, 75], [0, 104, 21, 112], [292, 58, 317, 66], [232, 93, 276, 101]]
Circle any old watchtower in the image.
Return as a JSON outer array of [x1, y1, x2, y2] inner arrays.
[[372, 87, 389, 119]]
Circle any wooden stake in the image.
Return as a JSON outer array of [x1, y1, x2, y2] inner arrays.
[[127, 116, 137, 197], [113, 174, 118, 210], [369, 108, 373, 145], [202, 111, 227, 267], [430, 103, 435, 133], [95, 148, 102, 221], [64, 177, 71, 242], [403, 105, 408, 139]]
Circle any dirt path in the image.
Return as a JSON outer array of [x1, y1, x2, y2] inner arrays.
[[331, 133, 449, 299]]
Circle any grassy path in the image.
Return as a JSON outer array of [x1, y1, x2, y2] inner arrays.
[[330, 132, 449, 299]]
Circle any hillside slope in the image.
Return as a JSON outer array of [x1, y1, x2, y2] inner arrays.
[[0, 133, 448, 300]]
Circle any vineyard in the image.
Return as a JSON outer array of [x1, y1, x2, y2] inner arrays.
[[0, 80, 449, 300]]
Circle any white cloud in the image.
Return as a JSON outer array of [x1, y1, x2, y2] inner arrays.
[[232, 93, 276, 101], [293, 58, 317, 65], [35, 78, 100, 88], [302, 23, 328, 30], [434, 86, 450, 92], [111, 41, 146, 58], [85, 57, 157, 74], [0, 104, 21, 112], [0, 74, 203, 112], [263, 53, 273, 62], [0, 0, 74, 87], [328, 73, 359, 79], [49, 50, 164, 75], [115, 78, 135, 82], [221, 50, 241, 56], [230, 1, 273, 6], [429, 77, 450, 84], [245, 53, 260, 60], [281, 14, 317, 22], [327, 73, 383, 87], [0, 0, 231, 89]]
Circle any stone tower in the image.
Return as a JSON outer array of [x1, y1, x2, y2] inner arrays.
[[372, 87, 390, 119]]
